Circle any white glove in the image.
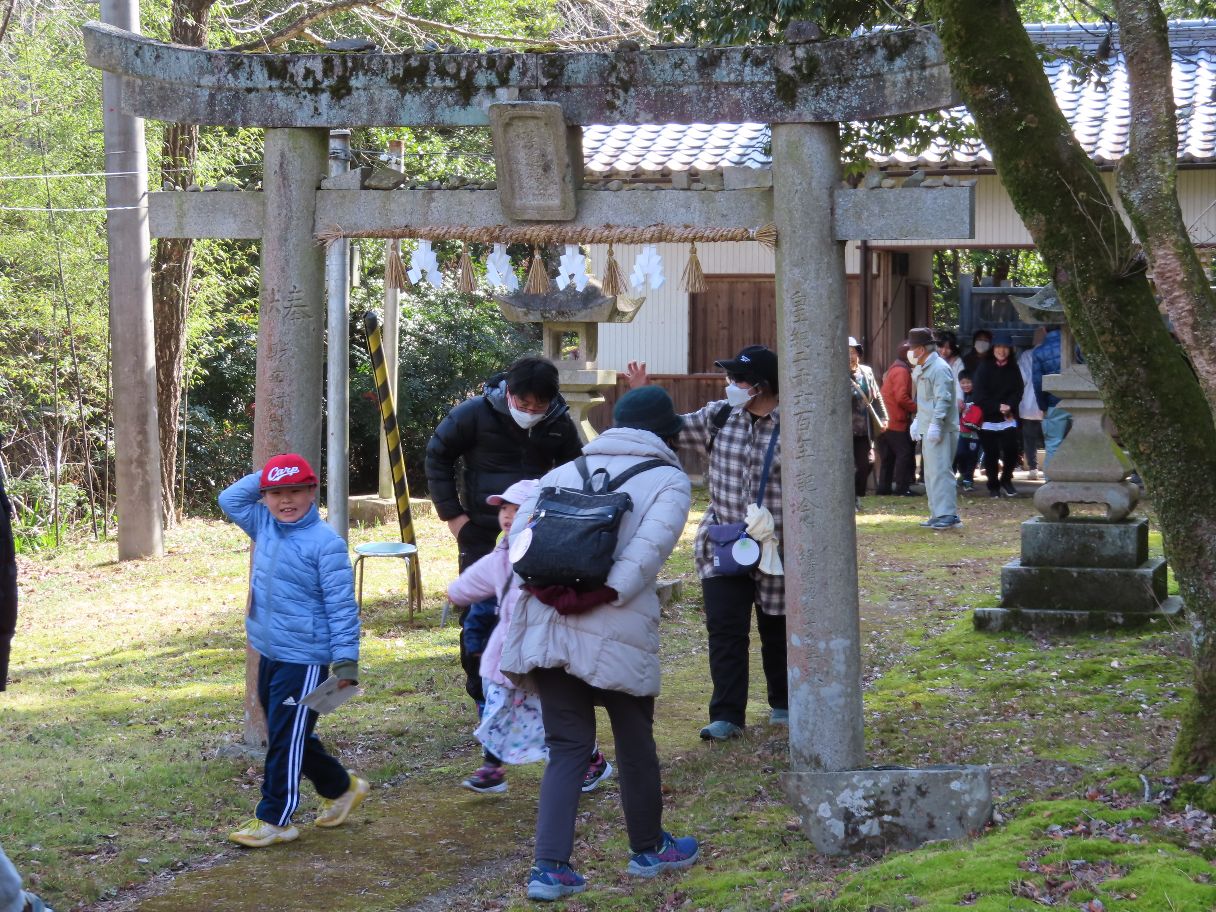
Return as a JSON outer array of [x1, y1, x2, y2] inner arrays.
[[744, 503, 784, 576], [909, 423, 923, 443], [926, 420, 942, 444]]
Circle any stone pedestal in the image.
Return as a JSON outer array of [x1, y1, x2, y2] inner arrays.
[[783, 766, 992, 854], [977, 517, 1181, 631], [977, 358, 1182, 632], [348, 494, 433, 528]]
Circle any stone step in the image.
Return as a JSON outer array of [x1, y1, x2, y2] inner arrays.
[[974, 596, 1183, 632], [1000, 556, 1168, 614]]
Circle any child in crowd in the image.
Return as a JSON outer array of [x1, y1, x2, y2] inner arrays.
[[218, 454, 369, 848], [956, 372, 983, 492], [447, 480, 612, 795]]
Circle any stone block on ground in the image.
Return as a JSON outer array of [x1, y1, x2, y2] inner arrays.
[[1019, 516, 1148, 569], [321, 166, 371, 190], [656, 578, 684, 606], [1000, 557, 1168, 614], [784, 765, 991, 854]]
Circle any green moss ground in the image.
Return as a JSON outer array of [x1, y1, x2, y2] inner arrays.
[[3, 492, 1212, 910]]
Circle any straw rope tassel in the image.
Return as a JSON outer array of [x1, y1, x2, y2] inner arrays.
[[681, 241, 708, 293], [602, 242, 626, 297], [361, 311, 423, 616], [525, 247, 551, 294], [385, 240, 407, 291], [457, 247, 477, 293]]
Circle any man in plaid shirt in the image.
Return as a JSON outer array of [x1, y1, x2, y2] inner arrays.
[[626, 345, 785, 742]]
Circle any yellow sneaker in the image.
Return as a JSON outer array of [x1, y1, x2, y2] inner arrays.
[[315, 774, 370, 828], [228, 817, 299, 848]]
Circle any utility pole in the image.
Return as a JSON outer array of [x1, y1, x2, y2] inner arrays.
[[326, 129, 351, 538]]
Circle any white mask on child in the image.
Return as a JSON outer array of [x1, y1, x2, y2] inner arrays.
[[725, 383, 756, 408], [974, 340, 991, 354]]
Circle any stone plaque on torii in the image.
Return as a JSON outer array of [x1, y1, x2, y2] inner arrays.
[[86, 19, 988, 852]]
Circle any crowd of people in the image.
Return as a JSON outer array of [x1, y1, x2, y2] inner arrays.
[[0, 328, 1070, 907]]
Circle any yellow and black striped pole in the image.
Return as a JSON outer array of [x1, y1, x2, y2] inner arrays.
[[362, 310, 423, 614]]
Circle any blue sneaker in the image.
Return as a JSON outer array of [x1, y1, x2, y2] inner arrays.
[[769, 707, 789, 725], [699, 720, 743, 741], [627, 831, 700, 877], [527, 861, 586, 901], [929, 514, 963, 530]]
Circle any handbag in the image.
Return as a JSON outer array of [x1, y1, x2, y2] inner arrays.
[[709, 424, 779, 576], [867, 400, 887, 438]]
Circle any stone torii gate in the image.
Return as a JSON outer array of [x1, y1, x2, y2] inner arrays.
[[85, 20, 990, 852]]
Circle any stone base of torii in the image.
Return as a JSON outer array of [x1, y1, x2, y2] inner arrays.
[[86, 17, 992, 853]]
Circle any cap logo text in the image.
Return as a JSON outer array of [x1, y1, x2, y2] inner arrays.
[[267, 465, 301, 483]]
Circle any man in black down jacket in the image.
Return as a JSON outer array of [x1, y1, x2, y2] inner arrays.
[[425, 356, 582, 706]]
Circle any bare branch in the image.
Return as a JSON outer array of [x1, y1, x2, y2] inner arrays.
[[226, 0, 381, 51]]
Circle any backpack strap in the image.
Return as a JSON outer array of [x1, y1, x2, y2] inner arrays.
[[603, 458, 677, 492], [754, 423, 780, 506], [705, 403, 733, 453]]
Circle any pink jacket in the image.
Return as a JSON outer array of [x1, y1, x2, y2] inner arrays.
[[446, 540, 519, 688]]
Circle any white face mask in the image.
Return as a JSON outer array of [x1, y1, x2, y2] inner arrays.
[[507, 395, 546, 429], [510, 406, 544, 429], [725, 382, 756, 408], [906, 351, 920, 366], [974, 340, 991, 354]]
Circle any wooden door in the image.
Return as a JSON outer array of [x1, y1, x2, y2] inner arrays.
[[688, 276, 777, 372]]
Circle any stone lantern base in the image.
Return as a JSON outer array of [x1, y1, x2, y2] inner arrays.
[[976, 516, 1182, 631]]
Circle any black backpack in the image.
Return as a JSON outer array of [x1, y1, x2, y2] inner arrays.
[[511, 456, 674, 591]]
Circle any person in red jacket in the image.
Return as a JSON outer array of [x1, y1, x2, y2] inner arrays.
[[876, 342, 918, 496]]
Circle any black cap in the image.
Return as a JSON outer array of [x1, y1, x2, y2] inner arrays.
[[714, 345, 779, 392], [906, 327, 935, 347], [613, 386, 685, 438]]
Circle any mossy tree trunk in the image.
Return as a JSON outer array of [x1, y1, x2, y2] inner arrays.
[[930, 0, 1216, 772], [1113, 0, 1216, 417], [152, 0, 214, 526]]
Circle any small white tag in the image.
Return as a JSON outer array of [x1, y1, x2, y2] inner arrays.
[[731, 537, 761, 567], [509, 527, 533, 563]]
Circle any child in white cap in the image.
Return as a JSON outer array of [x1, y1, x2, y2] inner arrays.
[[448, 479, 612, 795]]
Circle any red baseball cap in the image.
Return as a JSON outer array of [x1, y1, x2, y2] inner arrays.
[[260, 453, 318, 490]]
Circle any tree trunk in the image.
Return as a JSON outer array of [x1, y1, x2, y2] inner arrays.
[[1113, 0, 1216, 417], [930, 0, 1216, 772], [152, 0, 212, 526]]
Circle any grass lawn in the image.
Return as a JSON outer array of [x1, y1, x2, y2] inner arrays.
[[3, 490, 1213, 911]]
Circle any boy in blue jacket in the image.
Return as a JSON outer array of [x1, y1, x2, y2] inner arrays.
[[219, 453, 369, 848]]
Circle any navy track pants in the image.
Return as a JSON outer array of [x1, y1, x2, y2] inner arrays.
[[256, 656, 350, 826]]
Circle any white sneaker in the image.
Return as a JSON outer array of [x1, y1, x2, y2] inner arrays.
[[228, 817, 299, 847], [316, 774, 370, 827], [1028, 469, 1040, 480]]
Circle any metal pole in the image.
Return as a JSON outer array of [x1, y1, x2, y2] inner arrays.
[[100, 0, 164, 560], [326, 129, 351, 538], [378, 138, 405, 500], [772, 123, 865, 772]]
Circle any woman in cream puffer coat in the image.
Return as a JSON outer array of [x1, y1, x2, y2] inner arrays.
[[499, 389, 699, 899]]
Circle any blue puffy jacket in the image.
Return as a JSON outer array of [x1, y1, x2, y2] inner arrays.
[[219, 473, 360, 677]]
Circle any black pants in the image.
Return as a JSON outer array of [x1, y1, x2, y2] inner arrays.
[[702, 575, 787, 727], [0, 486, 16, 692], [979, 426, 1020, 491], [456, 521, 500, 705], [955, 435, 981, 482], [256, 657, 350, 826], [532, 667, 663, 863], [852, 435, 873, 497], [876, 428, 915, 494], [1021, 419, 1043, 470]]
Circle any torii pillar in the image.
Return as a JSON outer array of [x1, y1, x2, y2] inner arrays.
[[84, 21, 991, 850]]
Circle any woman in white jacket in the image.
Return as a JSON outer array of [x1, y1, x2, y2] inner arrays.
[[499, 386, 699, 901]]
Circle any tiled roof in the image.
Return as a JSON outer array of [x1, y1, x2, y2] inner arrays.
[[581, 20, 1216, 175]]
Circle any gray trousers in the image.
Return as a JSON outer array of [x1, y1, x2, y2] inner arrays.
[[0, 846, 24, 912], [923, 427, 960, 520], [531, 666, 663, 863]]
